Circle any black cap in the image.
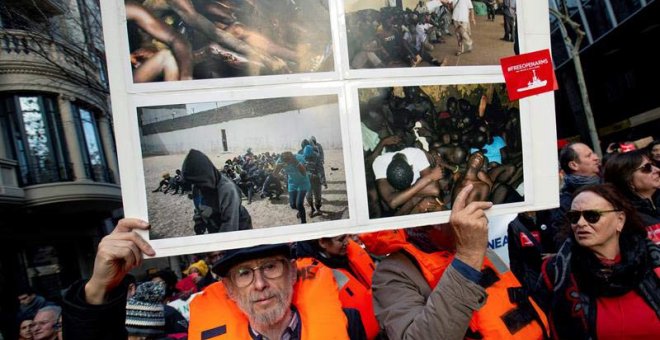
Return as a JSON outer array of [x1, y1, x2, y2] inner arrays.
[[212, 243, 292, 277]]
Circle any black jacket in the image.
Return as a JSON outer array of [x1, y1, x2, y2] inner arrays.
[[62, 279, 129, 340], [183, 149, 252, 233], [507, 214, 547, 292], [628, 191, 660, 229]]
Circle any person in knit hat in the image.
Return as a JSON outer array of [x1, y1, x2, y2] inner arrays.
[[183, 260, 208, 278], [183, 260, 210, 291], [126, 281, 166, 339]]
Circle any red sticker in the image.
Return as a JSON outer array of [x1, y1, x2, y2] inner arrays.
[[500, 50, 557, 100], [647, 223, 660, 245], [519, 231, 541, 248]]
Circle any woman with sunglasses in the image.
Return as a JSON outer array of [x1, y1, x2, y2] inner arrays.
[[603, 149, 660, 243], [534, 183, 660, 339]]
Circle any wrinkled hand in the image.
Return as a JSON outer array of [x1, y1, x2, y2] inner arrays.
[[449, 184, 493, 270], [85, 218, 155, 304]]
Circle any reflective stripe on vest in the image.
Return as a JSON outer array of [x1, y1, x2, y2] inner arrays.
[[188, 259, 349, 340], [331, 267, 380, 340]]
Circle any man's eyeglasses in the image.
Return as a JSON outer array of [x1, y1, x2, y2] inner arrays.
[[635, 163, 655, 174], [230, 259, 288, 288], [566, 209, 620, 224]]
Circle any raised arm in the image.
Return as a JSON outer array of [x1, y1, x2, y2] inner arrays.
[[377, 165, 443, 210], [165, 0, 283, 72], [372, 185, 492, 339], [84, 218, 155, 304]]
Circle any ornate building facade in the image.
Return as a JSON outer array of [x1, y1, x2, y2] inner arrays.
[[0, 0, 122, 336]]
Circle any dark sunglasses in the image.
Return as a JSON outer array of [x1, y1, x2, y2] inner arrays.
[[635, 163, 654, 174], [566, 209, 620, 224]]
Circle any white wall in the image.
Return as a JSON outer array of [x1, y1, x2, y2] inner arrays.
[[141, 103, 342, 156]]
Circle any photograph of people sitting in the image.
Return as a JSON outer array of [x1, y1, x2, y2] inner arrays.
[[361, 83, 524, 219]]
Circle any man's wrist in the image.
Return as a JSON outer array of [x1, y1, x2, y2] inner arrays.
[[451, 258, 482, 283], [84, 279, 109, 305], [455, 248, 486, 271]]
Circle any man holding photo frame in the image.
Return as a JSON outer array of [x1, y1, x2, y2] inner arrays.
[[59, 185, 504, 339], [367, 185, 548, 339]]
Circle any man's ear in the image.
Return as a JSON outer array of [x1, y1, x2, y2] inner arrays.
[[222, 277, 235, 296], [568, 160, 580, 172]]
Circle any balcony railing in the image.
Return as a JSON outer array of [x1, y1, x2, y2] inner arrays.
[[5, 0, 66, 18], [83, 163, 115, 184], [19, 163, 74, 186], [0, 29, 101, 85]]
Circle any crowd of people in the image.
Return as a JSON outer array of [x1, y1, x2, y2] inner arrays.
[[152, 169, 190, 195], [346, 0, 517, 69], [346, 4, 449, 68], [150, 136, 328, 234], [362, 84, 524, 219], [8, 137, 659, 339], [13, 288, 61, 340], [126, 0, 333, 82], [505, 139, 660, 338]]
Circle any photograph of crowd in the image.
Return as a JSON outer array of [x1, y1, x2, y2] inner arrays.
[[137, 94, 349, 239], [359, 83, 524, 219], [344, 0, 518, 69], [124, 0, 334, 83]]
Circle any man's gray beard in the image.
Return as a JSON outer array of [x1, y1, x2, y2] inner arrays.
[[228, 281, 294, 327]]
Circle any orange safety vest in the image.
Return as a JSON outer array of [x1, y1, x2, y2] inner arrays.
[[188, 259, 349, 340], [359, 229, 549, 339], [329, 240, 379, 340], [345, 240, 376, 288]]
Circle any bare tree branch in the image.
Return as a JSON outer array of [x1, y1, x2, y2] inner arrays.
[[549, 2, 602, 156]]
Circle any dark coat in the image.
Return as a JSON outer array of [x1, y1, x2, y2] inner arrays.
[[629, 191, 660, 229], [182, 149, 252, 233]]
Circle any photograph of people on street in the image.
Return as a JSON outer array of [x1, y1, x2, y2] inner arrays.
[[343, 0, 518, 69], [138, 94, 349, 239], [359, 82, 524, 219], [124, 0, 334, 83]]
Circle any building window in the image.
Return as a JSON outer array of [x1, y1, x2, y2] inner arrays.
[[0, 93, 72, 185], [73, 104, 112, 182], [93, 51, 109, 89], [610, 0, 644, 22], [581, 0, 614, 42]]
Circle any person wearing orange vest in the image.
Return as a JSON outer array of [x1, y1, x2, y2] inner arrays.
[[295, 235, 381, 339], [58, 219, 366, 340], [189, 243, 366, 339], [365, 185, 549, 339]]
